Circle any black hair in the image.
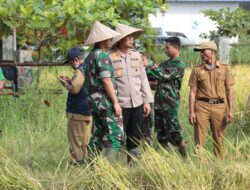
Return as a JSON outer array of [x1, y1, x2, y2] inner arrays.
[[165, 37, 181, 49]]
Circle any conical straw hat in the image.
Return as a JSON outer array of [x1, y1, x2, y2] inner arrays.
[[84, 21, 120, 45], [112, 23, 143, 46]]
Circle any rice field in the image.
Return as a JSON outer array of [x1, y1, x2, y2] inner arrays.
[[0, 60, 249, 189]]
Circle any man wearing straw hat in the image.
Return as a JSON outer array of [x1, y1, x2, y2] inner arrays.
[[109, 23, 153, 162], [84, 21, 124, 161], [189, 41, 234, 158]]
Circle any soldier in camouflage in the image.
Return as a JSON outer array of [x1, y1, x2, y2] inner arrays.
[[84, 21, 124, 161], [146, 37, 187, 157]]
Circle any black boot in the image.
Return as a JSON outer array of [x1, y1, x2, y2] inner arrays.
[[127, 147, 140, 166]]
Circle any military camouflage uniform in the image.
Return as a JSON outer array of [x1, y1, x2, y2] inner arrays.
[[85, 47, 124, 151], [146, 57, 185, 146]]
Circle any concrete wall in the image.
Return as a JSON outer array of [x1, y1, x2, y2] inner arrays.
[[149, 2, 239, 43]]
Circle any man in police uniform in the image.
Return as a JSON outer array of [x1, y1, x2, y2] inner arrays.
[[188, 41, 234, 158], [84, 21, 124, 161], [109, 23, 154, 161], [59, 47, 92, 166]]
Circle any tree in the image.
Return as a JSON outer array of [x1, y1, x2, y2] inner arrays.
[[200, 7, 250, 40], [0, 0, 166, 60]]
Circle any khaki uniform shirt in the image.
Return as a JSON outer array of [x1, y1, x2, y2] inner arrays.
[[66, 69, 92, 121], [109, 49, 154, 108], [188, 61, 235, 99]]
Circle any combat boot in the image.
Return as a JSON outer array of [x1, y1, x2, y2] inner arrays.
[[127, 147, 141, 166], [103, 147, 120, 163]]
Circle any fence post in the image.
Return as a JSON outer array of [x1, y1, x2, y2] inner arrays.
[[1, 36, 14, 60], [16, 50, 33, 90], [218, 36, 231, 65]]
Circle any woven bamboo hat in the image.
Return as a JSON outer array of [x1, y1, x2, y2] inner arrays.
[[112, 23, 143, 46], [84, 21, 120, 46]]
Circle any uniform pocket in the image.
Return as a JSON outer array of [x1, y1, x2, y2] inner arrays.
[[216, 74, 226, 97], [131, 61, 140, 76], [198, 75, 208, 90], [114, 63, 125, 78]]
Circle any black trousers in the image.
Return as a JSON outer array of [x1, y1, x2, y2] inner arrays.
[[122, 104, 144, 150]]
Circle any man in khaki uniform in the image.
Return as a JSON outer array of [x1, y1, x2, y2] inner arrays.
[[109, 23, 154, 161], [59, 47, 92, 166], [188, 41, 234, 158]]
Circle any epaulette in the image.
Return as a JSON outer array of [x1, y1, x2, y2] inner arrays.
[[111, 49, 120, 59]]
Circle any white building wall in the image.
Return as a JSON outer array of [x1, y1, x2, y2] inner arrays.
[[149, 2, 239, 43]]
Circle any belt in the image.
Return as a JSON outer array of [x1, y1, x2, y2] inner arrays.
[[197, 97, 224, 104]]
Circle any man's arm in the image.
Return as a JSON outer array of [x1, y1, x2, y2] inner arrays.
[[0, 68, 6, 91], [140, 57, 154, 116], [0, 80, 5, 91], [146, 63, 185, 81], [97, 52, 122, 117], [225, 66, 235, 124], [226, 85, 233, 123], [188, 68, 198, 125], [189, 86, 197, 125], [102, 78, 118, 103], [102, 78, 122, 117], [67, 70, 84, 94]]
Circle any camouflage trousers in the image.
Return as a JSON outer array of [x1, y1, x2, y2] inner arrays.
[[89, 109, 124, 152], [155, 108, 184, 146]]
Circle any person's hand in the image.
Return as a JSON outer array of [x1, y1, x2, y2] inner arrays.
[[226, 111, 233, 124], [189, 111, 196, 125], [114, 102, 122, 117], [144, 103, 151, 117], [59, 76, 70, 82], [152, 65, 158, 69], [58, 76, 70, 86], [141, 55, 149, 67]]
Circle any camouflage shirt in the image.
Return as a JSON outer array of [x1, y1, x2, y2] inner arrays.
[[85, 47, 116, 113], [146, 57, 185, 111]]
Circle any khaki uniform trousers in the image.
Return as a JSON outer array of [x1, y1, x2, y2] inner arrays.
[[67, 113, 92, 161], [194, 101, 227, 158]]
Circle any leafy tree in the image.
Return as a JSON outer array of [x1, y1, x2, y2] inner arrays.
[[0, 0, 166, 61], [200, 7, 250, 40]]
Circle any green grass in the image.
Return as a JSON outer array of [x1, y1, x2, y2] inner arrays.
[[151, 45, 250, 66], [0, 65, 249, 189]]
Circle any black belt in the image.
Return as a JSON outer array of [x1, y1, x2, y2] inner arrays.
[[197, 98, 224, 104]]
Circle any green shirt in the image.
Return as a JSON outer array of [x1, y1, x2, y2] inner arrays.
[[0, 68, 5, 80], [146, 56, 185, 111]]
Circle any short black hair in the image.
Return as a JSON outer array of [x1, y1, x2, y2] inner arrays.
[[165, 37, 181, 49]]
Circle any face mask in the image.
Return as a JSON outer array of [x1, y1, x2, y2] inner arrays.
[[74, 63, 80, 69]]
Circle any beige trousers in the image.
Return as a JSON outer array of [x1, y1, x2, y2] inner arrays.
[[67, 113, 92, 161], [194, 101, 227, 158]]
